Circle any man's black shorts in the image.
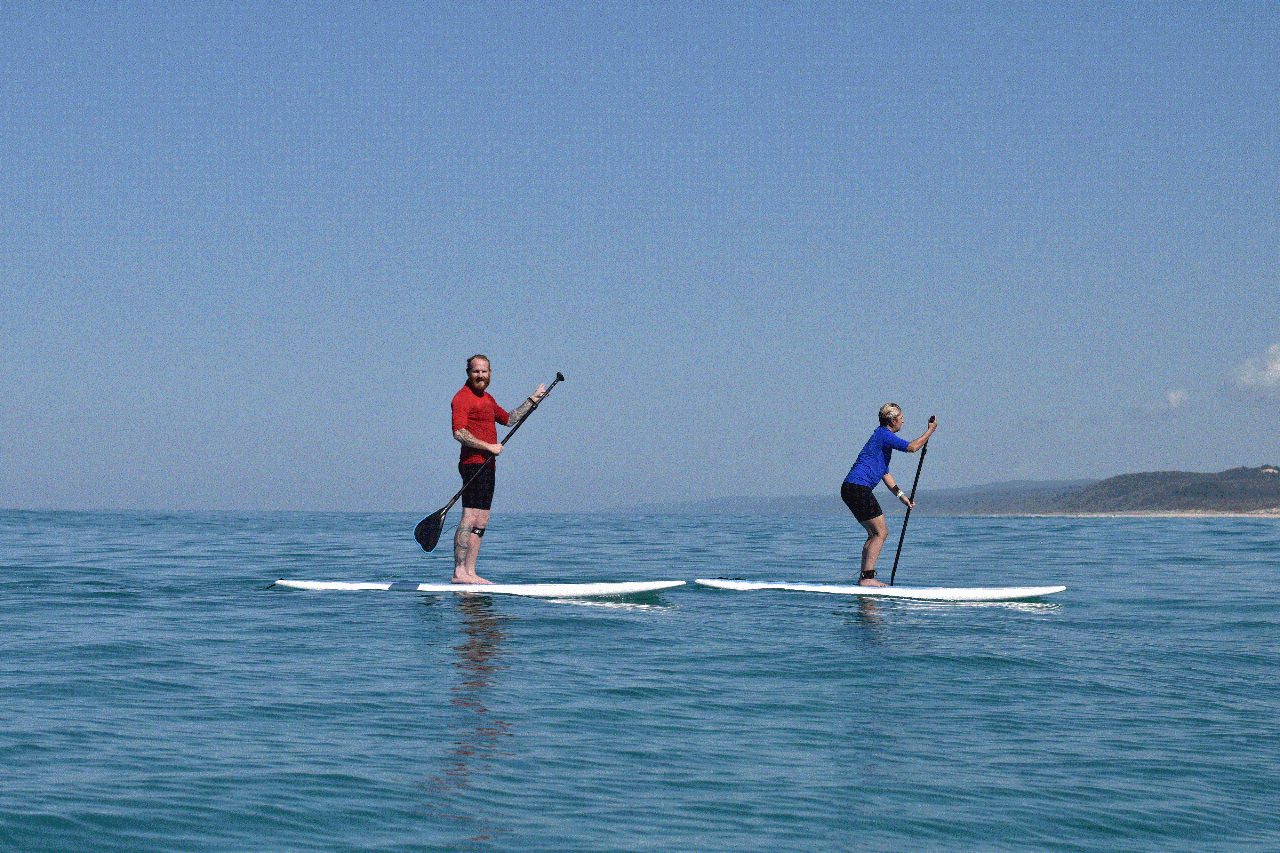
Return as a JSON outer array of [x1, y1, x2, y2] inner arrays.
[[459, 462, 496, 510], [841, 481, 883, 523]]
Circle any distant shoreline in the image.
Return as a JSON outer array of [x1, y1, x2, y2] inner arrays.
[[629, 467, 1280, 517], [624, 509, 1280, 519], [998, 507, 1280, 514], [967, 509, 1280, 518]]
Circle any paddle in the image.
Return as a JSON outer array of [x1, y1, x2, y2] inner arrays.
[[413, 371, 565, 553], [889, 415, 934, 586]]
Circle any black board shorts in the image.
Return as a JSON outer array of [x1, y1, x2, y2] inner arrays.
[[459, 462, 496, 510], [841, 481, 883, 523]]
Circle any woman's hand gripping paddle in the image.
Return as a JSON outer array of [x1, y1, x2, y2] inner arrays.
[[414, 372, 564, 553]]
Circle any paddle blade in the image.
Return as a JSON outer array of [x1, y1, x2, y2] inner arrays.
[[414, 508, 448, 553]]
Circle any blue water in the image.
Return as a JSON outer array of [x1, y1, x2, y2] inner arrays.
[[2, 510, 1277, 852]]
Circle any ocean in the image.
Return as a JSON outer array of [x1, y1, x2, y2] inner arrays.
[[2, 510, 1277, 852]]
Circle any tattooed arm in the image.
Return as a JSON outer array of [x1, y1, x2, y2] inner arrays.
[[454, 429, 502, 456], [507, 398, 535, 423], [507, 384, 548, 423]]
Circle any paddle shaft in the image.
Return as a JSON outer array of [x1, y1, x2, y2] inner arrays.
[[889, 423, 932, 586]]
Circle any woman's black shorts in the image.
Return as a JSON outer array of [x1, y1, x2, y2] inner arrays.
[[841, 482, 883, 523], [459, 462, 496, 510]]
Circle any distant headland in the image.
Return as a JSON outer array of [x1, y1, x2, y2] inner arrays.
[[634, 466, 1280, 516], [924, 466, 1280, 516]]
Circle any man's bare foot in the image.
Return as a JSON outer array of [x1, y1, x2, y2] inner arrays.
[[452, 573, 493, 585], [859, 577, 888, 587]]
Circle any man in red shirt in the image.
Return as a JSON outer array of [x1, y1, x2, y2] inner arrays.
[[450, 354, 546, 583]]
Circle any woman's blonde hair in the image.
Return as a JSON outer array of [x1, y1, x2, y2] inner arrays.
[[878, 403, 902, 427]]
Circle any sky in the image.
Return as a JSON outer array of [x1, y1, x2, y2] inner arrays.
[[2, 1, 1277, 512]]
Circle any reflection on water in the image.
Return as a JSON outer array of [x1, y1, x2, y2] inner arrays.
[[843, 596, 1063, 617], [540, 596, 673, 611], [423, 595, 512, 842], [849, 597, 883, 629], [842, 595, 1061, 642], [840, 597, 887, 651], [896, 600, 1064, 614], [444, 595, 511, 783]]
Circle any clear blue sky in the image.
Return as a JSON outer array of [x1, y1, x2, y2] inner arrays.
[[3, 1, 1277, 512]]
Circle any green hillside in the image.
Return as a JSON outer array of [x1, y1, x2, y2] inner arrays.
[[1053, 466, 1280, 513]]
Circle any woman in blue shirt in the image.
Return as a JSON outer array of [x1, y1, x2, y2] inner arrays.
[[841, 404, 937, 586]]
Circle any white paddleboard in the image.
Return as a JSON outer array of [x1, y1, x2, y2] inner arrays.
[[274, 579, 686, 597], [694, 578, 1065, 601]]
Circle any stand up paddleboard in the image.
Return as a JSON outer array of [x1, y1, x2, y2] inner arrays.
[[694, 579, 1065, 602], [274, 579, 685, 597]]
